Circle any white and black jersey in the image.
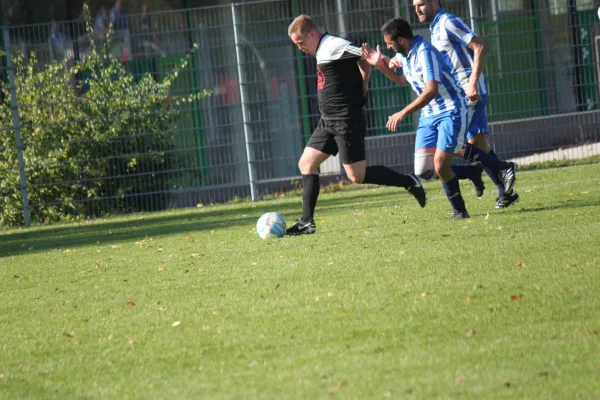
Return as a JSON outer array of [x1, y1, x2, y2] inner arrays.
[[315, 33, 365, 120]]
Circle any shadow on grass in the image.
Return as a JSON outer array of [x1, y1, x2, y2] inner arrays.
[[511, 196, 600, 214], [0, 188, 417, 258]]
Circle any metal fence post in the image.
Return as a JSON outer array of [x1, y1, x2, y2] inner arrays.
[[231, 3, 258, 201], [467, 0, 477, 32], [2, 26, 31, 226]]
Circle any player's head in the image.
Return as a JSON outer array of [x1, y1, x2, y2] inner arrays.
[[413, 0, 441, 23], [288, 15, 322, 56], [380, 18, 414, 54]]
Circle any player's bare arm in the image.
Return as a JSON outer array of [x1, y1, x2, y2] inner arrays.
[[361, 43, 406, 87], [357, 58, 372, 95], [386, 80, 438, 132], [466, 36, 487, 102]]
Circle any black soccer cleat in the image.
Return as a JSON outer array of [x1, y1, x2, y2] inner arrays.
[[407, 173, 427, 208], [470, 164, 485, 198], [495, 191, 520, 209], [286, 219, 316, 236], [450, 210, 470, 220], [498, 162, 517, 195]]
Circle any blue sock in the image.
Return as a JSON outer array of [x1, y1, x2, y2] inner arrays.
[[484, 149, 506, 197], [451, 164, 477, 180], [443, 177, 467, 213], [463, 143, 509, 170]]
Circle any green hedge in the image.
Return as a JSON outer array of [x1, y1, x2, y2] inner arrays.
[[0, 23, 209, 226]]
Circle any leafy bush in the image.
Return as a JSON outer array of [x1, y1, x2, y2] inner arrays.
[[0, 17, 209, 226]]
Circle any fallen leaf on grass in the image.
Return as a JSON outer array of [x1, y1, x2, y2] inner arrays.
[[159, 307, 168, 312], [19, 363, 30, 369], [457, 377, 465, 384], [442, 234, 450, 238], [158, 267, 165, 271], [172, 321, 181, 327], [510, 294, 524, 300], [126, 301, 135, 306], [128, 339, 136, 345], [516, 263, 527, 268], [63, 332, 75, 338], [336, 380, 348, 388], [501, 380, 511, 387], [465, 329, 476, 337]]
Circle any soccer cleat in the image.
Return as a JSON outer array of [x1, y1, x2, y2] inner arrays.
[[495, 191, 520, 209], [470, 164, 485, 197], [407, 173, 427, 208], [497, 162, 517, 195], [286, 219, 316, 236], [450, 210, 470, 220]]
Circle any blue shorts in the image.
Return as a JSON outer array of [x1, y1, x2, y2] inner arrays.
[[466, 93, 489, 140], [415, 108, 468, 153]]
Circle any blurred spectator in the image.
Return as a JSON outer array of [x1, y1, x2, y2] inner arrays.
[[49, 20, 73, 59], [110, 0, 128, 31], [94, 6, 109, 39], [139, 3, 165, 57], [141, 3, 155, 36]]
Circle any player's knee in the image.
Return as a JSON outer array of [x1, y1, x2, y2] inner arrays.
[[414, 153, 435, 180], [298, 157, 315, 175], [346, 172, 364, 184], [434, 159, 445, 175]]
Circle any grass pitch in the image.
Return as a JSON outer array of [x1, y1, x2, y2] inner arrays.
[[1, 164, 599, 399]]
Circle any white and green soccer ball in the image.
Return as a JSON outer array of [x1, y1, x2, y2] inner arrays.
[[256, 212, 287, 239]]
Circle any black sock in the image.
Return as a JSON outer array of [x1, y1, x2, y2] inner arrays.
[[301, 174, 319, 223], [363, 165, 411, 189], [484, 149, 506, 197], [451, 164, 477, 180], [463, 143, 509, 170], [442, 177, 467, 213]]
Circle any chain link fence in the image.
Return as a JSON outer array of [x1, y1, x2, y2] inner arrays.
[[1, 0, 599, 225]]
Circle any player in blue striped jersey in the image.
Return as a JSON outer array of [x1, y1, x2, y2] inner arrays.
[[415, 0, 519, 209], [362, 18, 482, 219]]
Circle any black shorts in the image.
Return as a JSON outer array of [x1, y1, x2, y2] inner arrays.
[[306, 116, 367, 164]]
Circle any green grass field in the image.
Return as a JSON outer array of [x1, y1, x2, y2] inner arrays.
[[1, 164, 599, 399]]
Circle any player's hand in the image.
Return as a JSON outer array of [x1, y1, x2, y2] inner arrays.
[[361, 43, 382, 67], [386, 110, 407, 132], [389, 57, 401, 70], [466, 83, 481, 103]]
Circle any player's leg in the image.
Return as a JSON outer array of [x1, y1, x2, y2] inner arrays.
[[468, 98, 518, 206], [460, 116, 517, 195], [286, 120, 335, 235], [437, 111, 470, 219], [334, 118, 427, 208]]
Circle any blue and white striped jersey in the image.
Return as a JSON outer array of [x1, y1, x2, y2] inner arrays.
[[394, 35, 466, 117], [430, 9, 487, 96]]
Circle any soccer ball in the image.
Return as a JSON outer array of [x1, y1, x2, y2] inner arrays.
[[256, 212, 287, 239]]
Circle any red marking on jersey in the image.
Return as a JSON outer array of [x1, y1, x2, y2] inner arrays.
[[317, 66, 325, 90]]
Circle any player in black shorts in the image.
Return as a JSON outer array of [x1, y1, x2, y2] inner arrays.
[[286, 15, 427, 235]]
